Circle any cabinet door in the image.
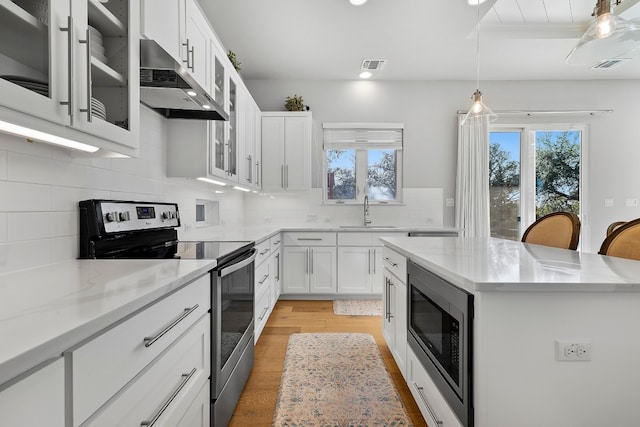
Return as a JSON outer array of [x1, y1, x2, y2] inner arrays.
[[392, 280, 407, 377], [261, 116, 285, 191], [0, 0, 71, 125], [70, 0, 140, 149], [174, 381, 210, 427], [0, 358, 64, 427], [239, 86, 255, 187], [284, 116, 311, 190], [309, 247, 337, 294], [337, 247, 371, 294], [184, 0, 209, 93], [225, 76, 238, 180], [282, 247, 309, 293], [141, 0, 184, 63]]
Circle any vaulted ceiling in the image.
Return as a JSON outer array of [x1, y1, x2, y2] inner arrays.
[[199, 0, 640, 81]]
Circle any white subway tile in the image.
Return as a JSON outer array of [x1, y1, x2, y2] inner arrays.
[[0, 214, 7, 242], [52, 187, 110, 211], [50, 236, 77, 262], [0, 181, 51, 211], [8, 152, 86, 187], [0, 150, 7, 180], [8, 212, 55, 241], [0, 240, 52, 274]]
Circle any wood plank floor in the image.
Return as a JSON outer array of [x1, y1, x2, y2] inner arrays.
[[229, 300, 428, 426]]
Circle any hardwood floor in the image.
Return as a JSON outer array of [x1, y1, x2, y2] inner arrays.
[[229, 300, 428, 426]]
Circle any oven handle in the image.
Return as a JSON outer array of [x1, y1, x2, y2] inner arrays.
[[219, 249, 257, 276]]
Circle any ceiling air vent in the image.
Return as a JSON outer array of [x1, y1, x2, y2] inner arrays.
[[591, 58, 629, 69], [361, 59, 387, 70]]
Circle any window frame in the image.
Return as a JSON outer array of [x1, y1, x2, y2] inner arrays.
[[322, 123, 404, 205], [490, 123, 589, 249]]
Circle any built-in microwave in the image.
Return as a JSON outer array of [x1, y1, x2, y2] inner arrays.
[[407, 260, 474, 427]]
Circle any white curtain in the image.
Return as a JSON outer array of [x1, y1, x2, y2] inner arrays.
[[455, 115, 490, 238]]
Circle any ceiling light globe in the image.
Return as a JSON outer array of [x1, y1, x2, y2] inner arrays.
[[359, 71, 372, 79], [350, 0, 367, 5], [596, 14, 613, 38], [467, 0, 488, 5]]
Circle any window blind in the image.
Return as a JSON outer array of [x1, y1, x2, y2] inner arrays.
[[322, 123, 403, 150]]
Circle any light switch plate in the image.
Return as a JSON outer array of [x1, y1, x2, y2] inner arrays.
[[604, 198, 614, 207]]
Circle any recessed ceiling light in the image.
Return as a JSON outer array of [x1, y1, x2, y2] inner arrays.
[[467, 0, 487, 4], [350, 0, 367, 5], [359, 71, 372, 79]]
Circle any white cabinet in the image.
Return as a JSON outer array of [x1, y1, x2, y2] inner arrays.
[[261, 112, 312, 192], [336, 232, 400, 295], [0, 0, 140, 155], [254, 234, 281, 343], [66, 274, 210, 427], [407, 346, 463, 427], [141, 0, 209, 92], [282, 232, 337, 295], [0, 358, 64, 427], [382, 246, 407, 378], [239, 89, 262, 189]]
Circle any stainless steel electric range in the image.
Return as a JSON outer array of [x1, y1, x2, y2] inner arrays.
[[79, 199, 256, 427]]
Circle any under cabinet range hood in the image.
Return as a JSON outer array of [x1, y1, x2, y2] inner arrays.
[[139, 39, 229, 121]]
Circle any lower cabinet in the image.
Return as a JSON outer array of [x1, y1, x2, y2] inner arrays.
[[0, 358, 64, 427], [382, 255, 407, 378], [282, 246, 337, 294], [407, 346, 463, 427], [254, 234, 282, 343], [337, 246, 382, 294], [66, 274, 211, 427]]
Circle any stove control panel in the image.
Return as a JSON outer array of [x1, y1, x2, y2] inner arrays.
[[98, 201, 180, 233]]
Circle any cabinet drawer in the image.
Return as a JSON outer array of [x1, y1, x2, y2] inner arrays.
[[255, 238, 272, 266], [254, 283, 272, 343], [407, 347, 463, 427], [270, 233, 282, 251], [69, 275, 210, 425], [283, 232, 336, 246], [382, 246, 407, 282], [87, 314, 210, 427], [0, 358, 64, 427], [255, 259, 271, 299]]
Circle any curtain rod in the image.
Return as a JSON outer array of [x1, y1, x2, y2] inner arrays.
[[456, 109, 613, 116]]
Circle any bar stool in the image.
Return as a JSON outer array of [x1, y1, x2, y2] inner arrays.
[[598, 218, 640, 261], [521, 211, 581, 250]]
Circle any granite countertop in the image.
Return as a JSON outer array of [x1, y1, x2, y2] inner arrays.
[[0, 258, 216, 387], [381, 236, 640, 293]]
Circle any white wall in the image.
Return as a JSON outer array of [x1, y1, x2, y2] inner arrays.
[[0, 106, 245, 274], [246, 79, 640, 252]]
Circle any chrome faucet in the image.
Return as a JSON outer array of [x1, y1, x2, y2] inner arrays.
[[363, 195, 372, 226]]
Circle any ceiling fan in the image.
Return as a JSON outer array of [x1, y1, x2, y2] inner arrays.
[[566, 0, 640, 65]]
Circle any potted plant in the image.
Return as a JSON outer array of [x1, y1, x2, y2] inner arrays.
[[285, 94, 305, 111], [228, 50, 241, 72]]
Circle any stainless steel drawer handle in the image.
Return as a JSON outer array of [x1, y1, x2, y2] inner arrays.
[[414, 383, 443, 426], [297, 238, 323, 241], [258, 274, 269, 285], [141, 368, 197, 426], [383, 257, 398, 267], [143, 305, 199, 348], [258, 306, 269, 321], [259, 247, 271, 255]]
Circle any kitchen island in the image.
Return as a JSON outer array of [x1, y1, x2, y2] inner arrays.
[[381, 236, 640, 427]]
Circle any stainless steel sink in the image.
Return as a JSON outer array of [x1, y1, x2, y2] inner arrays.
[[339, 225, 398, 229]]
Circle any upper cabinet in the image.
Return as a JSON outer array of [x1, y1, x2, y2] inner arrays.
[[0, 0, 140, 155], [261, 112, 312, 192]]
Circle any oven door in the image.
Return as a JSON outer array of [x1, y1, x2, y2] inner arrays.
[[212, 248, 256, 397]]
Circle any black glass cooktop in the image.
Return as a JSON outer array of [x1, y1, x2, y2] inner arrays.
[[174, 240, 254, 263]]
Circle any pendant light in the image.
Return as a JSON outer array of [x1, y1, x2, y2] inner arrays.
[[461, 3, 497, 125], [566, 0, 640, 65]]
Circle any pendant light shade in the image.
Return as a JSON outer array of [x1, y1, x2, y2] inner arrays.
[[566, 0, 640, 65], [461, 4, 497, 125], [463, 90, 498, 124]]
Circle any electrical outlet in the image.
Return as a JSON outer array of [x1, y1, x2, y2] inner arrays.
[[445, 198, 455, 207], [556, 340, 592, 361], [626, 198, 639, 207], [306, 214, 317, 223]]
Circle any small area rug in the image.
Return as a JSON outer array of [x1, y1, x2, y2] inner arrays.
[[272, 332, 412, 426], [333, 299, 384, 316]]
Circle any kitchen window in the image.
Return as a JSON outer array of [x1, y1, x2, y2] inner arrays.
[[323, 123, 403, 204], [489, 124, 586, 246]]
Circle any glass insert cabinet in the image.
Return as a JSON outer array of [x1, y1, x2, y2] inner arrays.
[[0, 0, 139, 153]]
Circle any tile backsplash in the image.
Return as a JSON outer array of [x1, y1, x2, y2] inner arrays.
[[0, 107, 244, 274]]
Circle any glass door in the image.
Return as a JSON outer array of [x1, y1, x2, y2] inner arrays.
[[0, 0, 70, 124], [70, 0, 138, 149], [209, 52, 226, 176], [227, 77, 237, 179]]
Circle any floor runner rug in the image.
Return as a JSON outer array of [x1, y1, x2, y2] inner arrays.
[[272, 332, 413, 426], [333, 299, 383, 316]]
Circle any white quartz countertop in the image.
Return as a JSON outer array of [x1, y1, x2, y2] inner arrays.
[[0, 258, 216, 386], [381, 236, 640, 293]]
